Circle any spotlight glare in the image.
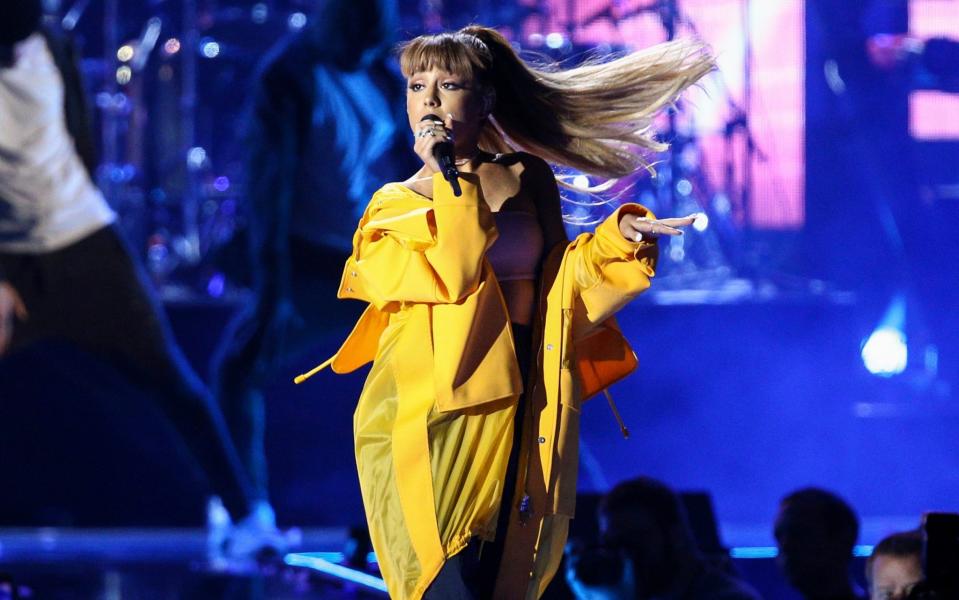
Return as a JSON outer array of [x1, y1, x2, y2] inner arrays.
[[713, 193, 731, 215], [200, 39, 220, 59], [861, 327, 908, 377], [251, 3, 268, 24], [288, 12, 307, 30], [163, 38, 181, 55], [187, 147, 208, 170], [207, 272, 226, 298], [115, 65, 132, 85], [572, 175, 590, 189], [693, 212, 708, 231], [117, 44, 134, 62], [545, 33, 564, 49]]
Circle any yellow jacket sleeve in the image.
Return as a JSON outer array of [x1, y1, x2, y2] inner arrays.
[[341, 173, 497, 309], [569, 203, 659, 328]]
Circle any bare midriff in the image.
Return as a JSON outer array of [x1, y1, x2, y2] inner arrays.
[[500, 279, 536, 326]]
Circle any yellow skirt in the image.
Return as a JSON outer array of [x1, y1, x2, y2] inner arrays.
[[353, 312, 517, 599]]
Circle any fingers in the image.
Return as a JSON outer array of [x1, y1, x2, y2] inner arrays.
[[652, 224, 683, 236], [635, 216, 683, 237], [619, 218, 651, 242], [622, 214, 695, 241], [413, 117, 454, 173], [415, 121, 448, 139], [656, 215, 698, 227]]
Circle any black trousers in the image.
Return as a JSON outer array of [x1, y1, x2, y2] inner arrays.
[[210, 238, 360, 498], [0, 225, 255, 519], [423, 323, 534, 600]]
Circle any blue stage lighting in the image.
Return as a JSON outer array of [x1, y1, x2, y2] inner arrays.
[[200, 39, 220, 59], [288, 12, 307, 30], [187, 147, 207, 170], [862, 328, 908, 376], [545, 32, 564, 49], [729, 545, 875, 559], [251, 3, 269, 24], [284, 553, 388, 592], [693, 212, 709, 231], [862, 295, 908, 377]]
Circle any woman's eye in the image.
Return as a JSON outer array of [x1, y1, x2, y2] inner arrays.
[[442, 82, 461, 89], [409, 83, 424, 91]]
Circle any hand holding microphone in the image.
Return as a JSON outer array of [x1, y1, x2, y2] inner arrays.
[[414, 113, 462, 197]]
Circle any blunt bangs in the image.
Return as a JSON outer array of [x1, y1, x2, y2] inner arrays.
[[399, 32, 491, 82]]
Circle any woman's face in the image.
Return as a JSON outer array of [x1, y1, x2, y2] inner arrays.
[[406, 67, 486, 153]]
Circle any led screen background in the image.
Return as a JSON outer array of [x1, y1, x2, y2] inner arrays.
[[508, 0, 806, 230], [910, 0, 959, 140]]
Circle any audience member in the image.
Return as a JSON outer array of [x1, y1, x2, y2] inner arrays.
[[566, 476, 762, 600], [866, 530, 923, 600], [774, 487, 867, 600]]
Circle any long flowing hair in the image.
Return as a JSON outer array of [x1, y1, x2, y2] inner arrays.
[[398, 26, 715, 181]]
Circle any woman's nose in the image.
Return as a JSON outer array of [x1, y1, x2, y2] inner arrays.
[[424, 87, 439, 107]]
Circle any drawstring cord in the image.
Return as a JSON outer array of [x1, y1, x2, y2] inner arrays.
[[604, 389, 630, 439], [293, 356, 333, 384]]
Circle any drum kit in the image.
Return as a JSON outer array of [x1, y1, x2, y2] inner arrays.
[[57, 0, 759, 296]]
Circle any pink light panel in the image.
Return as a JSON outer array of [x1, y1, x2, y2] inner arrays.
[[516, 0, 806, 229], [909, 0, 959, 140]]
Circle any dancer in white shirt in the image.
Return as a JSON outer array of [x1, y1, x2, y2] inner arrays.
[[0, 1, 285, 556]]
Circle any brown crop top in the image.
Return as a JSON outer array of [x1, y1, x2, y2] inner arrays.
[[486, 210, 545, 282]]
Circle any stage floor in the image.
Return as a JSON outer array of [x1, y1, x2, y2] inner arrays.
[[0, 527, 389, 599], [0, 527, 868, 599]]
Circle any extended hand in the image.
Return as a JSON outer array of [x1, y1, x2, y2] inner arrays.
[[0, 281, 28, 357], [619, 213, 698, 243]]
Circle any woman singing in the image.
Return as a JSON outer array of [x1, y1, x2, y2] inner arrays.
[[296, 25, 714, 599]]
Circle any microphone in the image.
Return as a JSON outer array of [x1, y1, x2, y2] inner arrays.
[[421, 114, 462, 197]]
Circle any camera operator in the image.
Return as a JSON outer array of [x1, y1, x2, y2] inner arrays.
[[566, 477, 761, 600]]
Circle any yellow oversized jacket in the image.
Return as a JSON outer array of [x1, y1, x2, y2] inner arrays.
[[297, 172, 658, 598]]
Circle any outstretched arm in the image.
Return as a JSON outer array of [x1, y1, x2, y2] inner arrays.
[[532, 154, 695, 325]]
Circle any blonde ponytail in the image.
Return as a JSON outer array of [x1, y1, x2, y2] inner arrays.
[[399, 26, 714, 180]]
